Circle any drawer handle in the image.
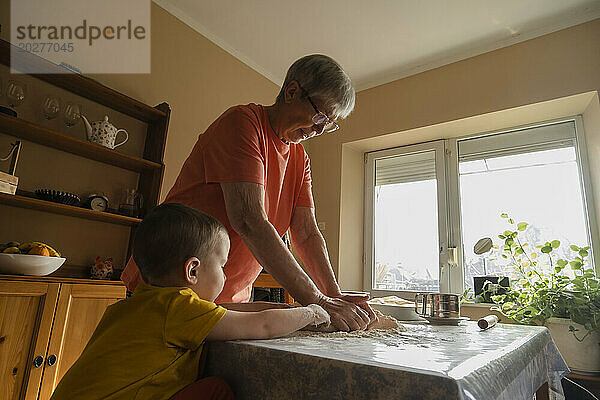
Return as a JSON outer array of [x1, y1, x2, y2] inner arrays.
[[47, 354, 57, 367], [33, 356, 44, 368]]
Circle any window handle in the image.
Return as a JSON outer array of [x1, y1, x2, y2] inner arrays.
[[448, 247, 458, 267]]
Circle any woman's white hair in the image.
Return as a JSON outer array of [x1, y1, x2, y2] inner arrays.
[[277, 54, 355, 119]]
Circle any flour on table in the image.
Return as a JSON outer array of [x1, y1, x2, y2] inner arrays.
[[290, 322, 459, 349]]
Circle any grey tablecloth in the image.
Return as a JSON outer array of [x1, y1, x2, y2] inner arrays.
[[204, 321, 569, 400]]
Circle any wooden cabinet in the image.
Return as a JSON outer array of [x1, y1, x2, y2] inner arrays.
[[0, 278, 125, 400], [0, 281, 59, 400]]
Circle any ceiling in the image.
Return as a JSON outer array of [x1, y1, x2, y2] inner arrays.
[[153, 0, 600, 91]]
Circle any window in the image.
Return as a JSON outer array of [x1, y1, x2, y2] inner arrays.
[[364, 141, 449, 296], [364, 118, 598, 296]]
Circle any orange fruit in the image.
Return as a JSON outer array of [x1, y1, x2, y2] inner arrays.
[[29, 246, 50, 256]]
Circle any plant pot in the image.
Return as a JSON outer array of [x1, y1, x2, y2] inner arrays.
[[545, 317, 600, 375]]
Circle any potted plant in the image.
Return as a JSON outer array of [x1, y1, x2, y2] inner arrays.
[[486, 213, 600, 375]]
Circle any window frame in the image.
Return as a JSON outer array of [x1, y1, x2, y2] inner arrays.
[[364, 140, 450, 299], [363, 116, 598, 298]]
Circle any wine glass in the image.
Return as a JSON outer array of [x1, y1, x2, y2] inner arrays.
[[6, 80, 26, 110], [63, 102, 81, 127], [41, 95, 61, 120]]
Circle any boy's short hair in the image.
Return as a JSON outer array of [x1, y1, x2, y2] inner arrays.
[[133, 203, 227, 283]]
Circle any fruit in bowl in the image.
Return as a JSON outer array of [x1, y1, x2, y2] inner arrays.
[[1, 241, 61, 257], [0, 241, 65, 276]]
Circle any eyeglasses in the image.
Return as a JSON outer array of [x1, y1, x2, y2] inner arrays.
[[300, 86, 340, 133]]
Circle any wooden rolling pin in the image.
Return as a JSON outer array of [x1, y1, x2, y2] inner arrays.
[[477, 315, 498, 330]]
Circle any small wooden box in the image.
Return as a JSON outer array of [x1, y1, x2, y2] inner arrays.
[[0, 171, 18, 195]]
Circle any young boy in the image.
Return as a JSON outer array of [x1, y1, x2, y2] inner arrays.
[[50, 203, 330, 400]]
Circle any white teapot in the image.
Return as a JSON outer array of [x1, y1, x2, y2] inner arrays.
[[81, 115, 128, 149]]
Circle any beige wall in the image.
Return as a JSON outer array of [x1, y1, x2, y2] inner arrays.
[[0, 2, 278, 274], [89, 3, 280, 200], [304, 19, 600, 290]]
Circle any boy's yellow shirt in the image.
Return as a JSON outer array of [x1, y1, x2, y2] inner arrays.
[[50, 284, 227, 400]]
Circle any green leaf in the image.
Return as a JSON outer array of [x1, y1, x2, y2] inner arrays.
[[570, 261, 583, 270], [570, 245, 580, 252], [509, 218, 514, 224], [498, 234, 506, 239], [554, 266, 564, 273], [557, 259, 568, 267], [579, 249, 589, 257], [517, 222, 528, 231], [501, 213, 508, 218], [551, 240, 560, 248], [504, 230, 514, 237], [541, 246, 552, 254]]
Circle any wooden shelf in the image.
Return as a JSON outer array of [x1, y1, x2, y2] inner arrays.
[[0, 192, 141, 226], [0, 39, 166, 123], [0, 273, 125, 286], [0, 38, 170, 281], [0, 113, 162, 172]]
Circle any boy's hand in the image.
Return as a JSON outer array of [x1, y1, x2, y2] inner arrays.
[[306, 304, 330, 326]]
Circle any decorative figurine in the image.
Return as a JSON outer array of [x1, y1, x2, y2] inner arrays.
[[90, 256, 113, 280]]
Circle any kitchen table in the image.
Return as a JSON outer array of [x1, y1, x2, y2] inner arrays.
[[204, 321, 569, 400]]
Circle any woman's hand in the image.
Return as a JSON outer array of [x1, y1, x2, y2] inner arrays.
[[337, 293, 378, 326], [317, 296, 373, 331]]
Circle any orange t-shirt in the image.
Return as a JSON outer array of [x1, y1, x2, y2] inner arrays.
[[121, 103, 314, 302]]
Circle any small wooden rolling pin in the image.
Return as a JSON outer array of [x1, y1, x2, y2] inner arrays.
[[477, 315, 499, 330]]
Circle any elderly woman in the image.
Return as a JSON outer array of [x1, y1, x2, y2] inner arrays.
[[122, 54, 374, 331]]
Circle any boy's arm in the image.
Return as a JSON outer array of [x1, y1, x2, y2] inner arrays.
[[206, 305, 329, 341], [218, 301, 293, 312]]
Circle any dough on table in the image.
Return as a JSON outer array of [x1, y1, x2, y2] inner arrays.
[[367, 309, 399, 330], [303, 309, 402, 332]]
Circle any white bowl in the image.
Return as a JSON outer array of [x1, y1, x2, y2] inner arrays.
[[0, 253, 66, 276], [368, 302, 424, 321]]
